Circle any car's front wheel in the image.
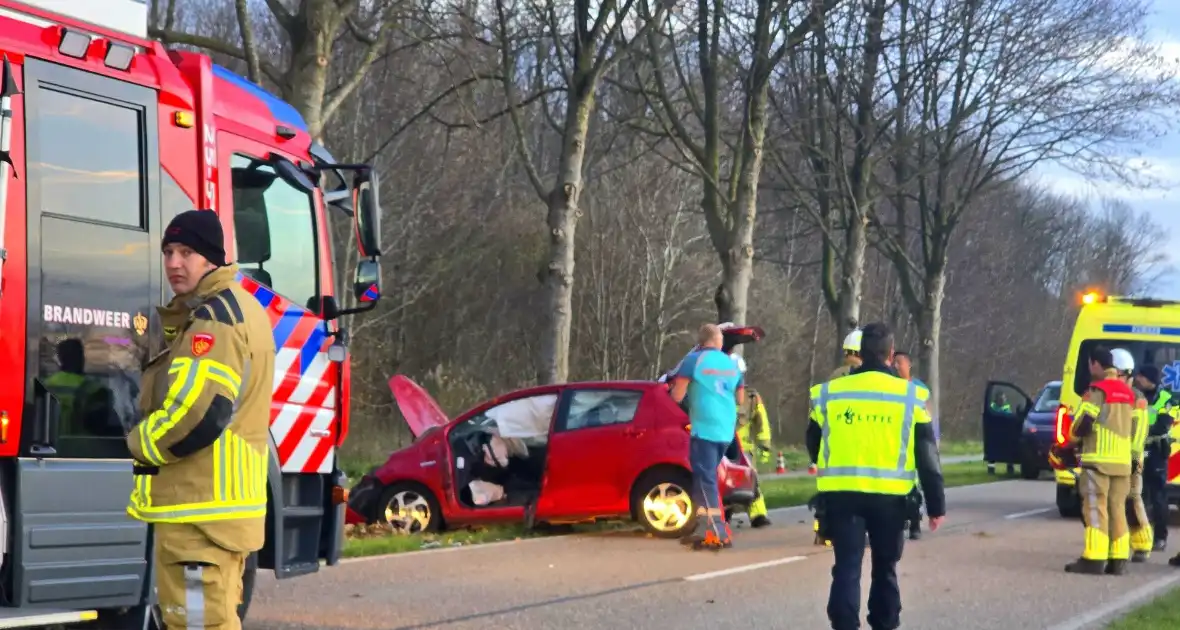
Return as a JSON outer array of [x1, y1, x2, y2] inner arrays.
[[631, 468, 695, 539], [377, 482, 443, 534]]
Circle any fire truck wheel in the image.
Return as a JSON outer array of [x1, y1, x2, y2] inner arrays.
[[377, 482, 443, 534]]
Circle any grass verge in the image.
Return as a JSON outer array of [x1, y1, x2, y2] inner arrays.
[[342, 460, 1004, 558], [1105, 586, 1180, 629]]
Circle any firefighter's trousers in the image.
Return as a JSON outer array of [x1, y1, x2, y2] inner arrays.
[[1127, 467, 1154, 554], [743, 449, 768, 519], [155, 522, 247, 630], [1079, 469, 1131, 562]]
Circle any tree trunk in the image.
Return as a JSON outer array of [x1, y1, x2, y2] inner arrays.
[[835, 215, 868, 357], [917, 268, 946, 419], [281, 3, 342, 139], [538, 93, 593, 384]]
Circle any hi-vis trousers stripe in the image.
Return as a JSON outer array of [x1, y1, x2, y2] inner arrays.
[[183, 564, 206, 629], [812, 381, 921, 480]]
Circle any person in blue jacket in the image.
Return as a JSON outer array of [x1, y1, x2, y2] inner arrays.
[[669, 323, 744, 550]]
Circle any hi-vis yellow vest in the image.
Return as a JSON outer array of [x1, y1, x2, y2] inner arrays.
[[809, 371, 930, 495]]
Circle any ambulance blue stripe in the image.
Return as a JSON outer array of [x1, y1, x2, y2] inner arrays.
[[299, 323, 328, 375], [1102, 324, 1180, 336], [272, 307, 302, 350]]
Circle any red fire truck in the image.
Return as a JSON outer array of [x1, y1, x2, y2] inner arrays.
[[0, 0, 383, 626]]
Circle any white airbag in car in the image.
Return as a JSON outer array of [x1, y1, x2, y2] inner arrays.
[[469, 480, 506, 506]]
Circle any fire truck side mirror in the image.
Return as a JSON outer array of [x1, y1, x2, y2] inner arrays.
[[352, 169, 382, 259], [30, 379, 61, 456]]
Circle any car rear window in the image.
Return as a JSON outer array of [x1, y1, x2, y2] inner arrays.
[[1033, 384, 1061, 413], [1073, 338, 1180, 396]]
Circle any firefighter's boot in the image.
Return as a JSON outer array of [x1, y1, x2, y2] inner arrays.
[[1064, 558, 1107, 575], [1131, 550, 1150, 563], [749, 491, 771, 528], [1105, 560, 1129, 575]]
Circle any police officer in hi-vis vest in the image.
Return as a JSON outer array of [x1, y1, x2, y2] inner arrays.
[[126, 210, 276, 629], [807, 322, 945, 630]]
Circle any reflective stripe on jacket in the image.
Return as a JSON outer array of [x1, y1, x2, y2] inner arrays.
[[809, 371, 931, 495], [126, 265, 276, 552], [1071, 370, 1134, 476]]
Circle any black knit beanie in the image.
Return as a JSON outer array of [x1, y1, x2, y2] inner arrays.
[[162, 210, 226, 267], [1138, 365, 1162, 387]]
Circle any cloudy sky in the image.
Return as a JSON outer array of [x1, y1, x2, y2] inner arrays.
[[1029, 1, 1180, 298]]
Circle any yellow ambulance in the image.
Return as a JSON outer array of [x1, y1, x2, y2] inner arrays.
[[1050, 291, 1180, 518]]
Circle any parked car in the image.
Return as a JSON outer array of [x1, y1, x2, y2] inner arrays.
[[346, 376, 758, 539], [1018, 380, 1062, 479]]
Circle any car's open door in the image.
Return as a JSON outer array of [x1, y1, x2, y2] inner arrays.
[[982, 381, 1032, 466]]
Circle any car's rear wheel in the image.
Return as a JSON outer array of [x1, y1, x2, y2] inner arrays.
[[377, 482, 443, 534], [631, 468, 694, 539]]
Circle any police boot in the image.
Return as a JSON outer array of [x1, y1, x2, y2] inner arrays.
[[908, 521, 922, 541], [1131, 551, 1149, 563], [1064, 558, 1107, 575], [1168, 553, 1180, 567], [1105, 560, 1129, 575]]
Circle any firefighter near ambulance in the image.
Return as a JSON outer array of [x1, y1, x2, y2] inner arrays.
[[1050, 346, 1138, 575]]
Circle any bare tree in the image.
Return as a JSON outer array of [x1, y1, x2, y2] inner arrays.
[[493, 0, 666, 384], [873, 0, 1180, 416]]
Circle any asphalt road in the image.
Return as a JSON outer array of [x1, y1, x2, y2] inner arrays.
[[247, 479, 1180, 630]]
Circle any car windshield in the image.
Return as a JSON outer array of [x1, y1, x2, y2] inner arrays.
[[1032, 384, 1061, 413], [1074, 339, 1180, 396]]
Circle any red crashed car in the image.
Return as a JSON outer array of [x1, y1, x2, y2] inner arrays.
[[346, 376, 758, 539]]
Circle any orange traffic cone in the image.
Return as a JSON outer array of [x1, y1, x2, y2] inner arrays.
[[775, 451, 786, 474]]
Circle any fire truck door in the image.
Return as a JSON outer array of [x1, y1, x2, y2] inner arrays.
[[14, 58, 164, 610]]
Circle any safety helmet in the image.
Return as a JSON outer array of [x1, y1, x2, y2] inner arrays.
[[1111, 348, 1135, 375], [842, 329, 862, 353], [730, 352, 747, 374]]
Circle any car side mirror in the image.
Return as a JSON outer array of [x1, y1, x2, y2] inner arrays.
[[352, 169, 381, 259]]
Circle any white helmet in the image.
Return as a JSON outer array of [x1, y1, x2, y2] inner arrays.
[[730, 352, 747, 374], [842, 329, 862, 353], [1111, 348, 1135, 375]]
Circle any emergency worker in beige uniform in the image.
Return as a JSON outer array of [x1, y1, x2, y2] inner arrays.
[[125, 210, 275, 629], [1063, 346, 1137, 575]]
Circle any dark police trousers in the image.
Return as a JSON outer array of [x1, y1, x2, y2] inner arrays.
[[1144, 460, 1169, 545], [824, 491, 908, 630]]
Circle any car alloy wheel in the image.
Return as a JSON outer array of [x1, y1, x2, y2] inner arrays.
[[384, 490, 433, 534], [642, 482, 692, 533]]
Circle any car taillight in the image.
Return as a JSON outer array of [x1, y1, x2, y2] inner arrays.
[[1055, 406, 1072, 445]]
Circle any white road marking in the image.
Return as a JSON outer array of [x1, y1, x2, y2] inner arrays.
[[682, 556, 807, 581], [1044, 573, 1180, 630], [1004, 507, 1053, 519]]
